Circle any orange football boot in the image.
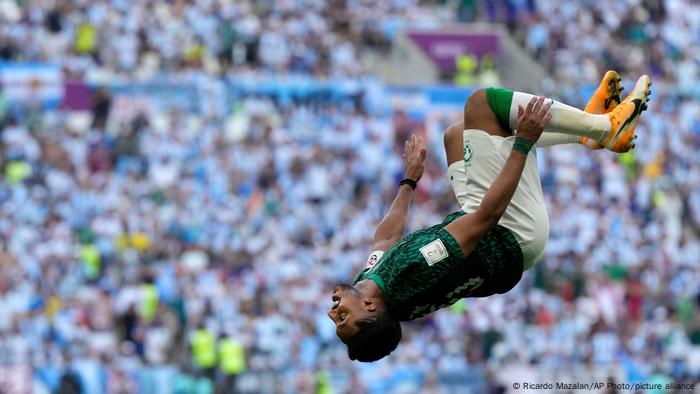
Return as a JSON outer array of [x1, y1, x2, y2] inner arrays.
[[579, 70, 623, 150], [600, 75, 651, 152]]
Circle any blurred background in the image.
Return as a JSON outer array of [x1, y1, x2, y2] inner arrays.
[[0, 0, 698, 393]]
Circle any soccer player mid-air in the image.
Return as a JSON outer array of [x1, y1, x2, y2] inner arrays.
[[328, 72, 652, 362]]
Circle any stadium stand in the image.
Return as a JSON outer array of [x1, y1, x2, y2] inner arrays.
[[0, 0, 698, 393]]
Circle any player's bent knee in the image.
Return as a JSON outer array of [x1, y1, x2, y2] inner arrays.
[[464, 88, 487, 116], [464, 87, 511, 137]]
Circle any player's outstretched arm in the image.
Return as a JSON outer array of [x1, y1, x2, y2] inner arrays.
[[370, 135, 427, 252], [445, 96, 551, 256]]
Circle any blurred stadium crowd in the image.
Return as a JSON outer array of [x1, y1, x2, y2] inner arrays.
[[0, 0, 699, 393]]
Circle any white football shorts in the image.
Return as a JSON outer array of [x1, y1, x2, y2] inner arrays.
[[447, 129, 549, 270]]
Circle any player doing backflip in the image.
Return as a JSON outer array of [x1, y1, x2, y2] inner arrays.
[[328, 72, 651, 362]]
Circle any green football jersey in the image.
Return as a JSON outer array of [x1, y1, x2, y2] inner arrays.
[[353, 211, 524, 321]]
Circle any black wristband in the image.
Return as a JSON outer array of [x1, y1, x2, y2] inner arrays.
[[399, 178, 417, 190]]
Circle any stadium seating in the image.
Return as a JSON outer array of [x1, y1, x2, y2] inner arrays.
[[0, 0, 698, 393]]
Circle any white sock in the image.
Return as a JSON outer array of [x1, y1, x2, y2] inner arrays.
[[509, 92, 611, 142], [534, 133, 579, 147]]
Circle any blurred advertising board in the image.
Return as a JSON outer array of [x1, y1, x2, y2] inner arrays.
[[61, 75, 366, 116], [387, 84, 475, 116], [407, 30, 500, 75]]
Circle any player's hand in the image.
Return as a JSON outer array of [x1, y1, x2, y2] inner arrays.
[[402, 134, 427, 182], [516, 96, 552, 143]]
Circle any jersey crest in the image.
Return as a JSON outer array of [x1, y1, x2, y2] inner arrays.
[[464, 140, 474, 167], [365, 251, 384, 269]]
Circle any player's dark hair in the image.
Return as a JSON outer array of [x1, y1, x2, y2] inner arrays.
[[342, 309, 401, 362]]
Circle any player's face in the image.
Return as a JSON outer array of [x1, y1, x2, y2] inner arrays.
[[327, 284, 372, 341]]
